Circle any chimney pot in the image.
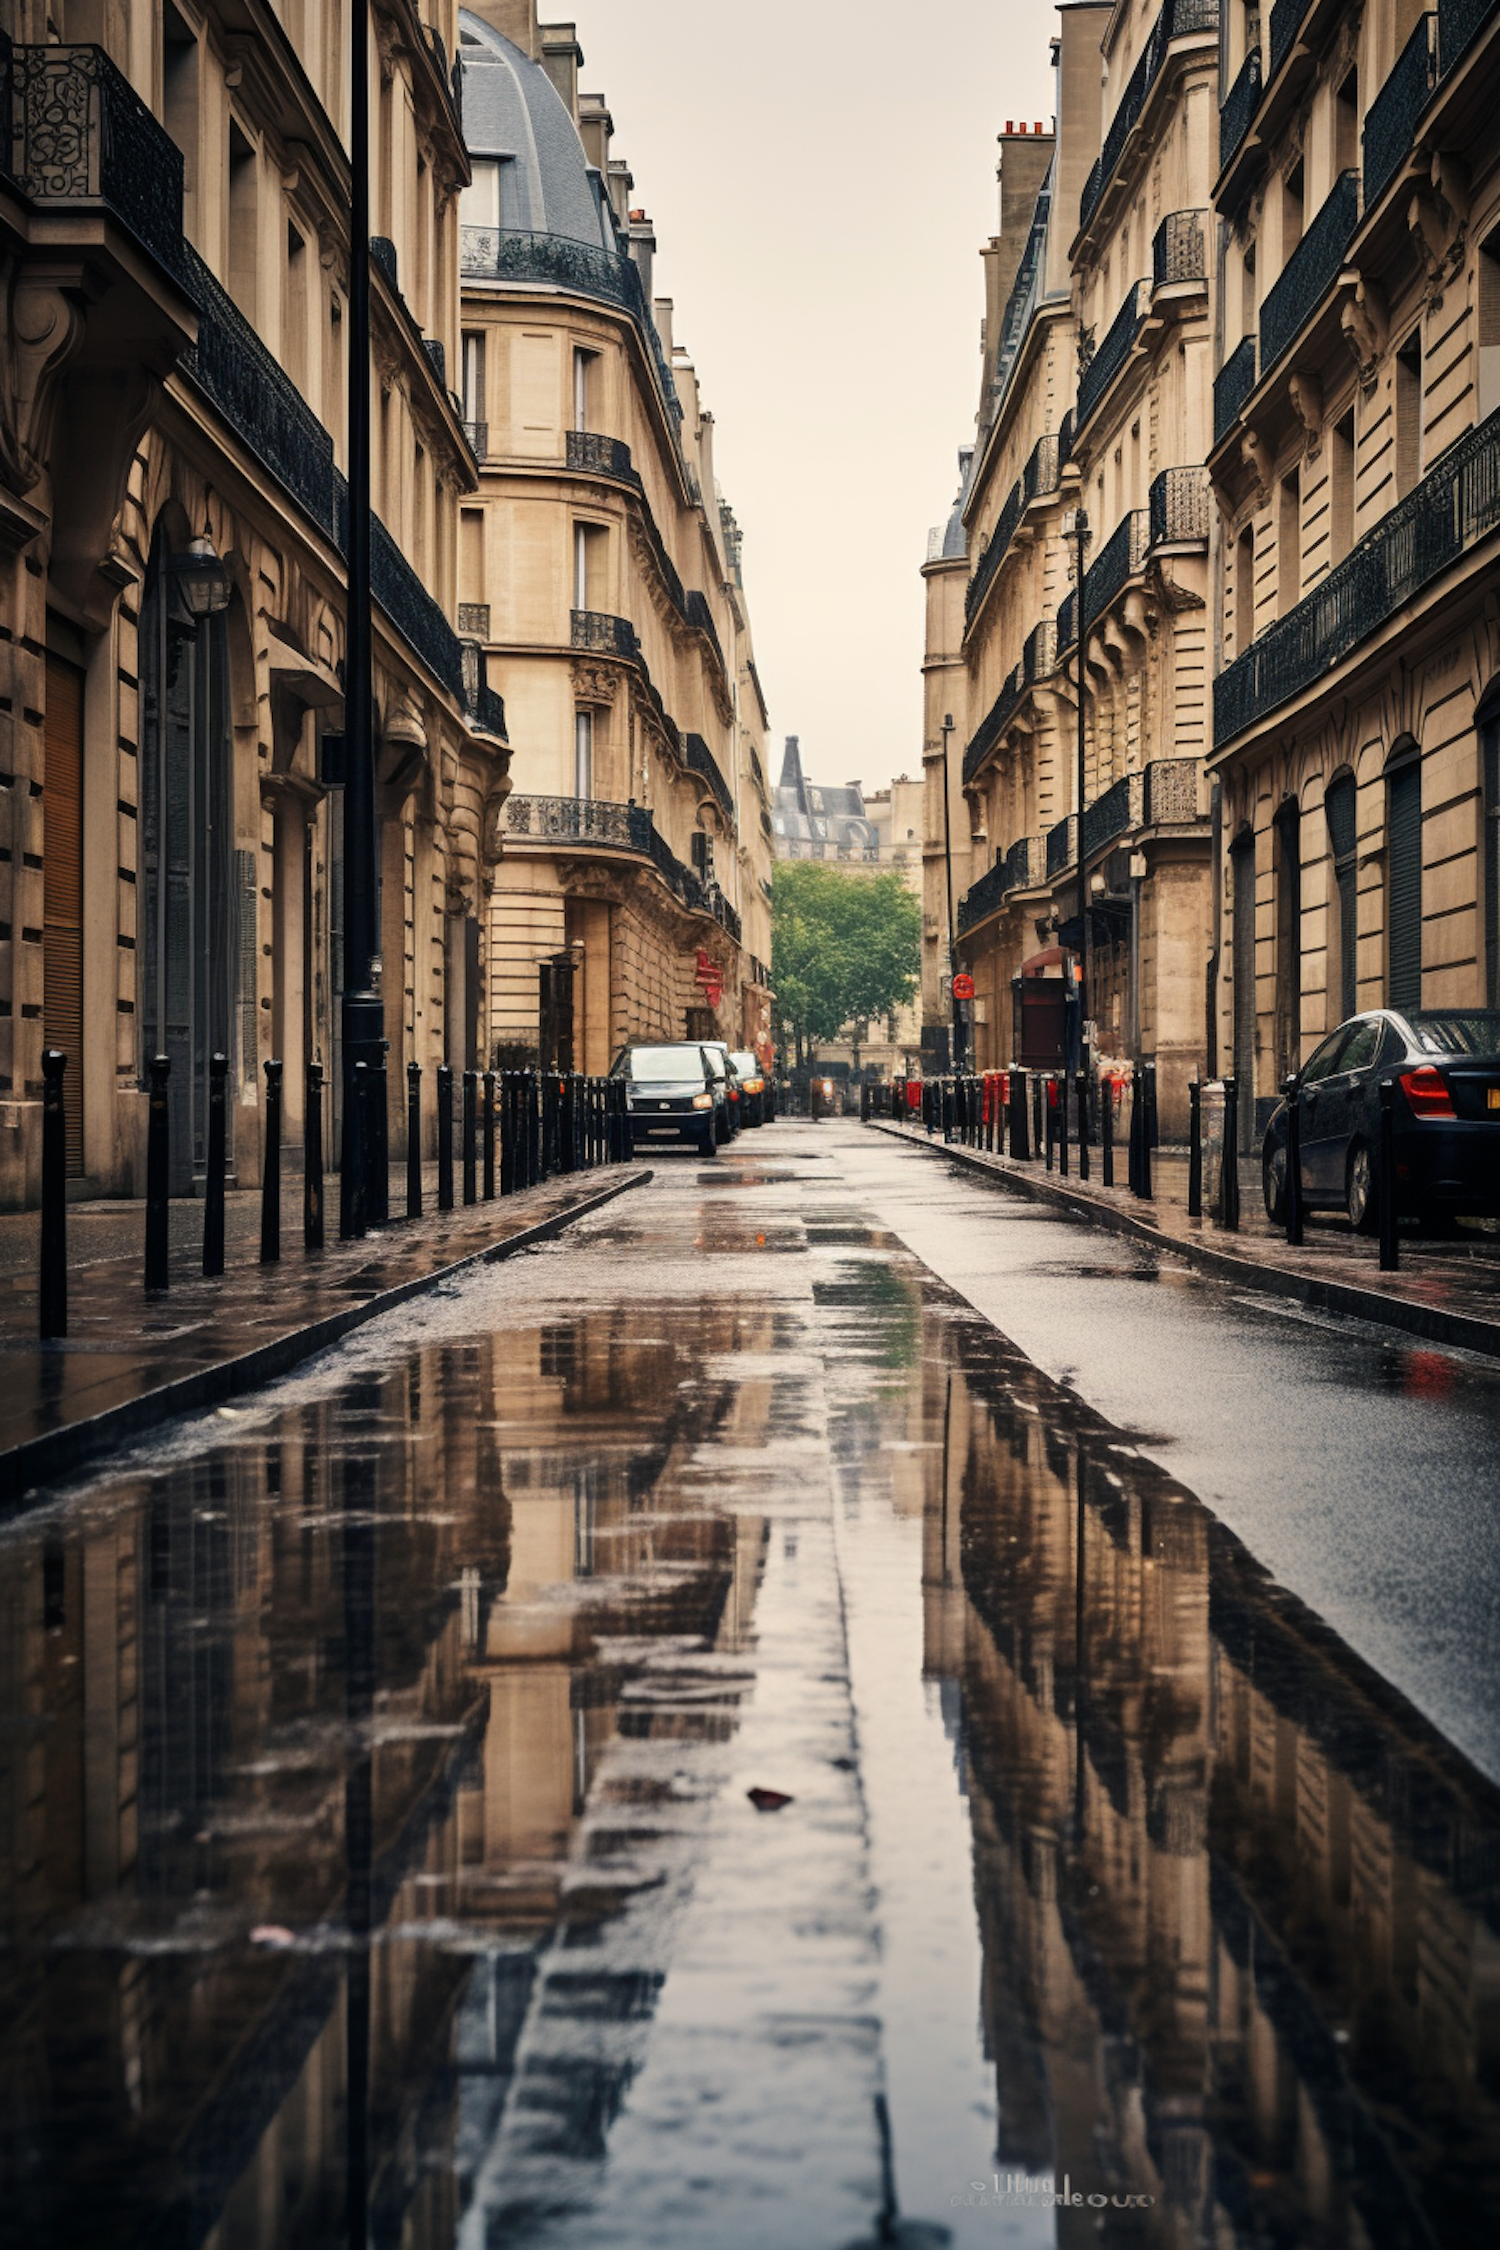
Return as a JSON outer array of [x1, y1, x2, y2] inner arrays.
[[1005, 119, 1013, 133]]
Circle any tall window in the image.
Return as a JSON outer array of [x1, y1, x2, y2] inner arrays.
[[461, 331, 485, 435], [1329, 409, 1355, 566], [573, 523, 604, 610], [1479, 225, 1500, 423], [1282, 160, 1304, 259], [1395, 328, 1423, 498], [1235, 524, 1255, 651], [573, 347, 595, 433], [1325, 771, 1358, 1021], [574, 709, 593, 799], [283, 221, 308, 392], [1386, 740, 1422, 1012], [163, 5, 200, 241], [1278, 469, 1300, 614], [1335, 69, 1359, 177], [227, 121, 258, 317]]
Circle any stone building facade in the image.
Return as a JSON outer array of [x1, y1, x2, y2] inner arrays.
[[0, 0, 508, 1209], [926, 2, 1222, 1131], [1210, 0, 1500, 1148], [456, 3, 773, 1075]]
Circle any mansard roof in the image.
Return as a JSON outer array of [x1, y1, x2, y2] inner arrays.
[[458, 11, 611, 247]]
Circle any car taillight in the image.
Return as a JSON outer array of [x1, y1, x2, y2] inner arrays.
[[1399, 1066, 1456, 1120]]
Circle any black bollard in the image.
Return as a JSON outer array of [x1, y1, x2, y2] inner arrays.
[[1127, 1065, 1142, 1197], [306, 1060, 326, 1250], [483, 1070, 496, 1198], [1187, 1080, 1202, 1218], [368, 1045, 389, 1228], [40, 1049, 67, 1339], [1219, 1076, 1240, 1230], [437, 1064, 454, 1211], [1283, 1076, 1304, 1247], [462, 1069, 478, 1205], [1032, 1072, 1044, 1162], [1058, 1074, 1069, 1177], [500, 1072, 515, 1195], [145, 1054, 171, 1291], [1076, 1071, 1090, 1182], [340, 1053, 367, 1242], [203, 1052, 228, 1277], [407, 1061, 422, 1219], [1102, 1076, 1115, 1186], [1140, 1062, 1155, 1202], [261, 1058, 283, 1263], [1378, 1076, 1399, 1271], [1010, 1068, 1029, 1161]]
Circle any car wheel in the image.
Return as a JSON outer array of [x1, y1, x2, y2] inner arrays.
[[1346, 1140, 1377, 1233], [1263, 1141, 1287, 1224]]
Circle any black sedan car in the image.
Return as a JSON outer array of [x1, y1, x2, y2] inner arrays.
[[611, 1043, 724, 1156], [1262, 1009, 1500, 1230]]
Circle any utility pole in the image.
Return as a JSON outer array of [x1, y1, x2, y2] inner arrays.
[[940, 713, 963, 1071], [1066, 507, 1092, 1081], [340, 0, 382, 1238]]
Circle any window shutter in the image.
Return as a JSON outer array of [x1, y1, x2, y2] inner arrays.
[[1325, 776, 1358, 1020], [1387, 761, 1422, 1013]]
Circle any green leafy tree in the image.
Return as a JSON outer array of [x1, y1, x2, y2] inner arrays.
[[771, 861, 920, 1069]]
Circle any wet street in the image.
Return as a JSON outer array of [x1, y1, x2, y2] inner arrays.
[[4, 1122, 1499, 2249]]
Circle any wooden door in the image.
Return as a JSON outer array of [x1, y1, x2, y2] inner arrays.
[[44, 653, 85, 1176]]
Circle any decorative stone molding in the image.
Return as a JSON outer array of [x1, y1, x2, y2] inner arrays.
[[569, 659, 619, 706], [1340, 275, 1386, 390], [1288, 371, 1323, 458], [0, 268, 87, 501]]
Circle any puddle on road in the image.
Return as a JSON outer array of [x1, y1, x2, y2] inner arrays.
[[2, 1151, 1498, 2249]]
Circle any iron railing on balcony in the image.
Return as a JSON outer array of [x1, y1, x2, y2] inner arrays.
[[1006, 834, 1048, 891], [370, 234, 399, 291], [505, 795, 653, 851], [1023, 433, 1062, 503], [566, 428, 640, 484], [1024, 618, 1058, 684], [460, 228, 683, 431], [1215, 407, 1500, 746], [571, 609, 639, 660], [1219, 45, 1262, 169], [1046, 814, 1079, 879], [1268, 0, 1313, 78], [458, 639, 506, 738], [1084, 509, 1150, 623], [186, 245, 336, 533], [684, 733, 735, 825], [1143, 757, 1203, 824], [1153, 209, 1207, 287], [1364, 16, 1436, 207], [1083, 772, 1144, 860], [956, 857, 1012, 936], [367, 504, 467, 699], [1260, 170, 1359, 373], [463, 419, 489, 459], [1149, 465, 1211, 545], [1439, 0, 1498, 69], [1079, 0, 1220, 232], [684, 590, 727, 680], [965, 477, 1024, 628], [1077, 280, 1150, 432], [8, 43, 188, 283], [1059, 408, 1076, 470], [1214, 335, 1257, 445], [962, 662, 1025, 784], [1057, 588, 1078, 653]]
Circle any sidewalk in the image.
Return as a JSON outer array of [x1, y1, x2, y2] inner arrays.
[[872, 1119, 1500, 1361], [1, 1162, 646, 1500]]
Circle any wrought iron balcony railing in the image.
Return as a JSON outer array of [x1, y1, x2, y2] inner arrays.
[[1219, 45, 1262, 169], [1083, 771, 1144, 860], [965, 477, 1024, 629], [1364, 16, 1436, 207], [463, 419, 489, 459], [1005, 834, 1048, 891], [1077, 280, 1150, 433], [186, 244, 337, 535], [505, 794, 653, 852], [458, 640, 506, 739], [571, 608, 639, 660], [1024, 618, 1058, 684], [684, 590, 727, 680], [1215, 407, 1500, 747], [566, 428, 640, 484], [1083, 509, 1150, 624], [1260, 170, 1359, 374], [1079, 0, 1220, 232], [1046, 813, 1079, 879], [7, 43, 187, 284], [1268, 0, 1313, 78], [1153, 209, 1207, 287], [1023, 433, 1062, 504], [460, 227, 683, 431], [370, 234, 399, 291], [1059, 408, 1076, 470], [1056, 588, 1078, 653], [956, 856, 1011, 936], [1214, 336, 1257, 445], [962, 661, 1025, 784], [684, 733, 735, 825], [1149, 465, 1211, 546], [1439, 0, 1498, 70], [1143, 757, 1203, 825]]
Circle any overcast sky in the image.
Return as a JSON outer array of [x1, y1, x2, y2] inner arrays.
[[567, 0, 1057, 796]]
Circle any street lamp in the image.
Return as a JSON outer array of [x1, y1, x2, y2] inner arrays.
[[1065, 506, 1091, 1087], [940, 711, 964, 1071], [169, 528, 232, 618]]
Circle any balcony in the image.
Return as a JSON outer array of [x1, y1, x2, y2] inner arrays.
[[1077, 280, 1151, 435], [1213, 336, 1257, 447], [961, 621, 1057, 786], [185, 245, 336, 534], [571, 608, 639, 660], [1214, 407, 1500, 748], [504, 794, 653, 852], [1023, 433, 1062, 504], [1079, 0, 1220, 235], [1023, 618, 1058, 684], [957, 854, 1015, 937], [1083, 771, 1144, 859], [463, 419, 489, 459], [458, 640, 506, 739], [1364, 17, 1436, 208], [566, 428, 640, 485], [1047, 814, 1079, 879], [1143, 757, 1203, 824], [1268, 0, 1313, 77], [7, 43, 188, 285], [684, 590, 727, 680], [460, 227, 683, 432], [1440, 0, 1498, 69], [1219, 46, 1262, 170], [1153, 209, 1207, 288], [1083, 508, 1149, 624], [1260, 170, 1359, 375], [965, 477, 1024, 629], [684, 732, 735, 825], [1149, 466, 1210, 546], [1057, 587, 1078, 654]]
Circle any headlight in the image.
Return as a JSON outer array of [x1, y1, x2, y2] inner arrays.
[[822, 1080, 833, 1095], [692, 1092, 713, 1109]]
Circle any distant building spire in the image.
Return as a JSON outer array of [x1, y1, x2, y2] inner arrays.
[[777, 734, 808, 815]]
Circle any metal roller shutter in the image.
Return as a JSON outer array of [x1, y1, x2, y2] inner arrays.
[[1387, 760, 1422, 1013]]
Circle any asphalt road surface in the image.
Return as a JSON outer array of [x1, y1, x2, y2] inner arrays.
[[3, 1120, 1496, 2250]]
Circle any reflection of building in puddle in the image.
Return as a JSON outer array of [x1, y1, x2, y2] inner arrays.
[[927, 1317, 1500, 2245], [0, 1300, 772, 2249]]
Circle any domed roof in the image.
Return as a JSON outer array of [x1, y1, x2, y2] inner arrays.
[[457, 11, 611, 248]]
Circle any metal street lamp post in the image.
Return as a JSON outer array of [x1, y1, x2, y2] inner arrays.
[[1066, 507, 1091, 1100], [940, 711, 964, 1072]]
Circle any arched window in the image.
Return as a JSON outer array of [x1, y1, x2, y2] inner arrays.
[[1325, 770, 1358, 1022], [139, 528, 235, 1191], [1385, 736, 1422, 1014]]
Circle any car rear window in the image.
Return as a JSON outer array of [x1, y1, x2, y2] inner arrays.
[[626, 1047, 705, 1079], [1410, 1013, 1500, 1057]]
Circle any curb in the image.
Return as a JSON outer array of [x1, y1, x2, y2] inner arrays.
[[870, 1122, 1500, 1363], [6, 1169, 652, 1506]]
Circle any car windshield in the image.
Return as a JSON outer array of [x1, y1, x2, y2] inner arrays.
[[729, 1053, 758, 1075], [625, 1047, 705, 1080], [1408, 1012, 1500, 1058]]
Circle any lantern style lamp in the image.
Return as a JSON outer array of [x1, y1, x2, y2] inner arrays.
[[170, 530, 232, 618]]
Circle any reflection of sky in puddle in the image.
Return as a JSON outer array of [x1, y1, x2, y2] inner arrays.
[[1, 1154, 1497, 2247]]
